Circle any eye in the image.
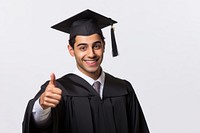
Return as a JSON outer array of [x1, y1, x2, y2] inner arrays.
[[79, 45, 87, 51], [93, 43, 102, 50]]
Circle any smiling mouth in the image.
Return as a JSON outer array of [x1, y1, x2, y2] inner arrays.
[[85, 59, 99, 66]]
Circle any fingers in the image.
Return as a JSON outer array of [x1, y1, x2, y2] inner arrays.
[[40, 88, 62, 109], [45, 89, 62, 100], [42, 93, 62, 108], [46, 86, 62, 95], [40, 73, 62, 109]]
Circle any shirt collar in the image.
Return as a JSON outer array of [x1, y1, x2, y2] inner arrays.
[[73, 67, 105, 87]]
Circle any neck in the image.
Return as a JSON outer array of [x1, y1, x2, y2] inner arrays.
[[77, 67, 102, 80], [90, 68, 101, 80]]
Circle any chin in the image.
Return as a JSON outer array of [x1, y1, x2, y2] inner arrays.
[[85, 66, 100, 73], [86, 68, 99, 73]]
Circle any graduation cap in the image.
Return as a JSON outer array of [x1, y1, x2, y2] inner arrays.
[[51, 9, 118, 57]]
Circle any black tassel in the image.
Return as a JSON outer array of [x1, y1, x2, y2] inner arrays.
[[111, 25, 118, 57]]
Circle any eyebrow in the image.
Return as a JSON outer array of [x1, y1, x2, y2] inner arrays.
[[93, 41, 102, 45], [77, 41, 102, 47], [77, 43, 88, 47]]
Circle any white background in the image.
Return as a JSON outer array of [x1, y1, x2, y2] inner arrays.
[[0, 0, 200, 133]]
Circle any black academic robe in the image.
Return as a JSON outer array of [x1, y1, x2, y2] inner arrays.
[[22, 73, 149, 133]]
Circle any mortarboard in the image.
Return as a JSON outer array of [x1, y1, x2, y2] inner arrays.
[[51, 9, 118, 57]]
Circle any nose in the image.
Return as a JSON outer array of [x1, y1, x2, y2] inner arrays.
[[87, 47, 95, 57]]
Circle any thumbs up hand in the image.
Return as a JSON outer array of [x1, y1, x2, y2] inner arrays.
[[40, 73, 62, 110]]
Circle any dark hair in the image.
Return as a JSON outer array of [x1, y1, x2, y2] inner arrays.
[[69, 33, 105, 49]]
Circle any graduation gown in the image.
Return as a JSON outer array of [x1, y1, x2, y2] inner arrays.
[[22, 73, 149, 133]]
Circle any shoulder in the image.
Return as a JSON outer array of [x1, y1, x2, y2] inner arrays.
[[105, 72, 134, 92], [55, 74, 93, 96], [105, 72, 131, 84], [56, 74, 73, 83], [56, 74, 78, 91]]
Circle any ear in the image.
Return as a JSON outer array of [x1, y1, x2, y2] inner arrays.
[[68, 45, 75, 57]]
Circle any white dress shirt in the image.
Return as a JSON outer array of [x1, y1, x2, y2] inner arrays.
[[32, 68, 105, 124]]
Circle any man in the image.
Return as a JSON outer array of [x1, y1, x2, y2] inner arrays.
[[23, 9, 150, 133]]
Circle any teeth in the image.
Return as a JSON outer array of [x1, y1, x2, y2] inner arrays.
[[85, 59, 98, 65], [86, 60, 96, 63]]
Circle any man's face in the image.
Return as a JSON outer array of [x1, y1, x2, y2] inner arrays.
[[68, 33, 105, 79]]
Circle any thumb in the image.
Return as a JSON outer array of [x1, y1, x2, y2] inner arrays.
[[49, 73, 56, 86]]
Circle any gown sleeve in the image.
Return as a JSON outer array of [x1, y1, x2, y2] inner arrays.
[[124, 80, 150, 133], [22, 81, 54, 133]]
